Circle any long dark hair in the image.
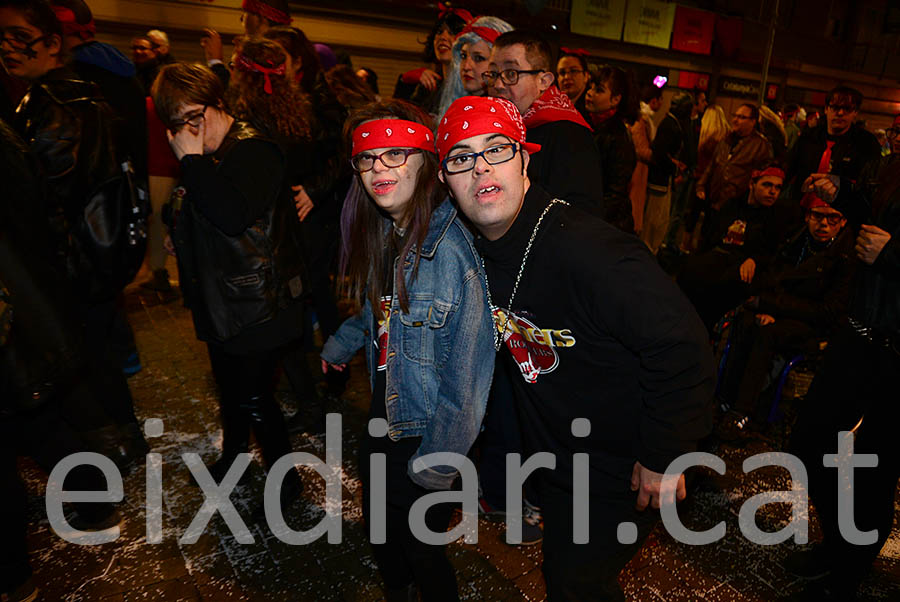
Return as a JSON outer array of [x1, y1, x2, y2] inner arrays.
[[591, 65, 639, 125], [423, 11, 467, 64], [340, 100, 441, 318], [263, 26, 320, 94]]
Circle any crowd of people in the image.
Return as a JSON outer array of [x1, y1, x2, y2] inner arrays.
[[1, 1, 898, 601]]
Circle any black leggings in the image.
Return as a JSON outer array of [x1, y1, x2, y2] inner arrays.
[[206, 345, 293, 470]]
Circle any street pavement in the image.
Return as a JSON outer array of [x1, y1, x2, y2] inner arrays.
[[16, 272, 900, 601]]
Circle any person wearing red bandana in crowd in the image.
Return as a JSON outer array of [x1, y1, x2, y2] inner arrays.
[[438, 95, 714, 601], [678, 164, 797, 334], [240, 0, 291, 36], [393, 5, 469, 115], [152, 62, 307, 518], [556, 47, 591, 124], [485, 31, 602, 211], [435, 15, 513, 121], [715, 195, 853, 440], [320, 100, 493, 602]]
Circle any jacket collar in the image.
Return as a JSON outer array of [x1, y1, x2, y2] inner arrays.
[[418, 197, 457, 259]]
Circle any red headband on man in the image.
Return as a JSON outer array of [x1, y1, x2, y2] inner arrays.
[[560, 47, 590, 59], [52, 6, 96, 41], [436, 96, 541, 164], [458, 23, 500, 45], [751, 166, 785, 180], [235, 54, 285, 94], [351, 119, 434, 157], [242, 0, 291, 25], [438, 2, 474, 24]]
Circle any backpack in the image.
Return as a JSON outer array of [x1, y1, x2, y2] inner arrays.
[[78, 156, 149, 295]]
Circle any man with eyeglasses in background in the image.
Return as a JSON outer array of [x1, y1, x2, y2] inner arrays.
[[785, 86, 881, 205], [484, 30, 602, 211], [437, 95, 714, 601], [696, 102, 773, 215]]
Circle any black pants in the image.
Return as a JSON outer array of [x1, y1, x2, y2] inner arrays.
[[540, 478, 658, 602], [206, 345, 293, 471], [789, 325, 900, 597], [678, 250, 754, 335], [358, 434, 458, 601], [720, 312, 817, 417], [81, 299, 138, 427]]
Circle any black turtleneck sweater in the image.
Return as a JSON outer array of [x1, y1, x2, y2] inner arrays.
[[475, 184, 715, 492]]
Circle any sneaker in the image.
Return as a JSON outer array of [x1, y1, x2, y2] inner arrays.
[[784, 544, 832, 579], [139, 269, 173, 293], [1, 577, 38, 602], [122, 351, 142, 377]]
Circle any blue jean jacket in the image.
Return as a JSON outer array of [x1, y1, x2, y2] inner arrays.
[[322, 198, 495, 490]]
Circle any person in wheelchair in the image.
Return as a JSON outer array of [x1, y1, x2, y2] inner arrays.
[[715, 195, 855, 439]]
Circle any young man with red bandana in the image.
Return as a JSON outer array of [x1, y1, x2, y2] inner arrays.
[[484, 31, 602, 211], [437, 95, 715, 601]]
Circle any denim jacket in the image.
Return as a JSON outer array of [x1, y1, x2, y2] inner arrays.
[[322, 198, 494, 489]]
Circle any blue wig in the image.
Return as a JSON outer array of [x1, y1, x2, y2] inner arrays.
[[435, 16, 514, 123]]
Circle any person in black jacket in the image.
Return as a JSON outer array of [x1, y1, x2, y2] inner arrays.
[[716, 200, 854, 439], [585, 65, 638, 232], [2, 0, 148, 462], [153, 62, 305, 512], [642, 91, 693, 254], [486, 31, 603, 212], [785, 152, 900, 601], [438, 96, 714, 602], [678, 164, 797, 334], [784, 86, 881, 211]]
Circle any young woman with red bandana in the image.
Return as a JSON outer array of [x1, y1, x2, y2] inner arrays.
[[320, 100, 494, 601]]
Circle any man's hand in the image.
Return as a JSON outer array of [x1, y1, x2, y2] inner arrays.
[[695, 190, 706, 201], [855, 224, 891, 265], [201, 29, 223, 62], [292, 184, 314, 222], [418, 68, 442, 91], [631, 461, 686, 510], [801, 173, 840, 204], [163, 234, 176, 256], [166, 120, 204, 160], [756, 313, 776, 326], [739, 258, 756, 283]]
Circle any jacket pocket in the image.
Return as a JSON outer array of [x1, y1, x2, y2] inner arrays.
[[398, 298, 449, 364]]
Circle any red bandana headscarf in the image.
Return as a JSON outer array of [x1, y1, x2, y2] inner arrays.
[[458, 22, 501, 45], [436, 96, 541, 163], [521, 86, 592, 132], [438, 2, 474, 24], [235, 53, 285, 94], [52, 6, 96, 41], [351, 119, 434, 157], [242, 0, 291, 25]]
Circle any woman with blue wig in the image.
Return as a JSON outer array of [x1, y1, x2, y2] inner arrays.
[[435, 15, 513, 121]]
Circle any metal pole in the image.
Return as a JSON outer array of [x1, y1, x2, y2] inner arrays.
[[759, 0, 781, 106]]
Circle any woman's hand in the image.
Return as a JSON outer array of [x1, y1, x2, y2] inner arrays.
[[163, 234, 176, 256], [167, 119, 204, 160], [293, 184, 314, 222]]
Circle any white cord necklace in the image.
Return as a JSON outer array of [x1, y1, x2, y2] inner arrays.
[[482, 199, 569, 351]]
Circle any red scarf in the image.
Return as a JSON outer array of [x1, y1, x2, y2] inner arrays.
[[590, 108, 617, 127], [521, 86, 592, 132]]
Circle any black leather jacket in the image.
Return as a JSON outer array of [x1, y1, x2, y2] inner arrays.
[[169, 121, 305, 346], [593, 116, 637, 232], [14, 67, 122, 300], [844, 154, 900, 337]]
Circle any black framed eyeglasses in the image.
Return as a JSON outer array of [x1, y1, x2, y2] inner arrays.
[[807, 210, 843, 225], [169, 106, 207, 133], [826, 104, 858, 114], [0, 31, 50, 53], [481, 69, 544, 86], [350, 148, 421, 173], [442, 143, 518, 175]]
